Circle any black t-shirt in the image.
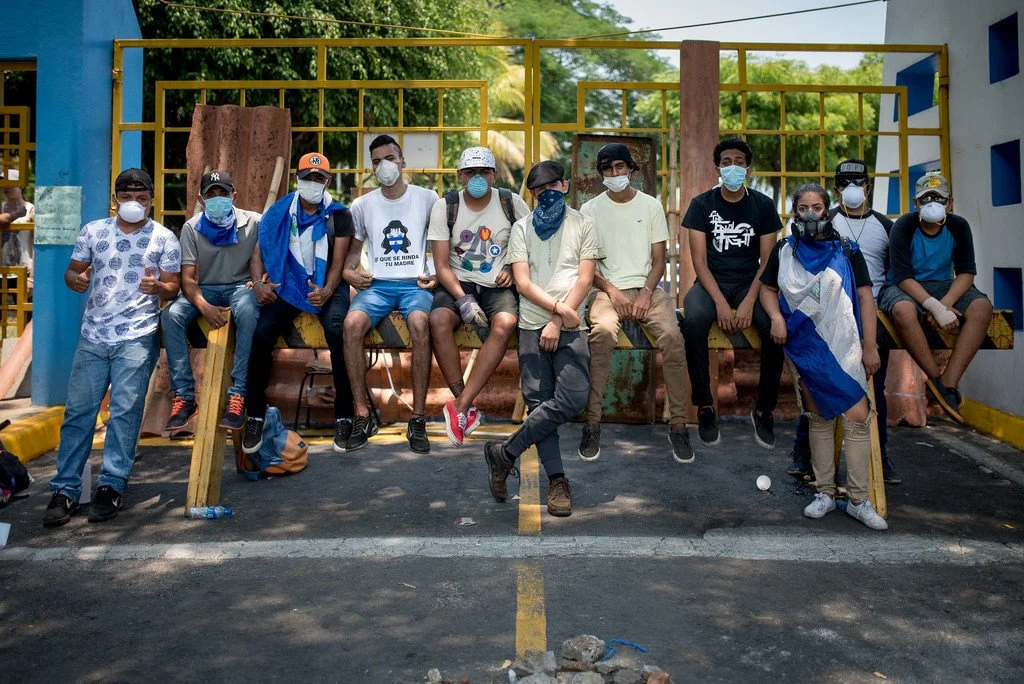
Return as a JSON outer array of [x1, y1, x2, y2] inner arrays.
[[683, 187, 782, 285], [326, 208, 355, 262], [760, 239, 872, 289]]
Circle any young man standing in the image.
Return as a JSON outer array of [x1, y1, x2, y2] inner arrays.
[[161, 170, 261, 432], [342, 135, 438, 454], [579, 143, 691, 463], [429, 146, 529, 445], [483, 161, 602, 518], [877, 172, 993, 423], [44, 168, 181, 527], [681, 137, 783, 449], [242, 152, 356, 454], [787, 160, 902, 484]]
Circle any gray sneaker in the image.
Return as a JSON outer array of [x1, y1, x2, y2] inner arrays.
[[669, 425, 694, 464], [847, 498, 888, 531], [578, 423, 601, 461]]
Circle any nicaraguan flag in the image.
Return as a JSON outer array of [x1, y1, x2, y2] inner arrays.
[[776, 236, 868, 420]]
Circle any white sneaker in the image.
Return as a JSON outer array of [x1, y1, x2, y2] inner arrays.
[[803, 492, 836, 519], [847, 499, 889, 531]]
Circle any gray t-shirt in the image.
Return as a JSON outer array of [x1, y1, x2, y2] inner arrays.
[[830, 208, 892, 299], [180, 207, 261, 285]]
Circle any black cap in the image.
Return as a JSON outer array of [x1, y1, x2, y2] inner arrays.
[[200, 170, 234, 194], [835, 158, 869, 183], [596, 143, 637, 172], [114, 168, 154, 193], [526, 160, 565, 190]]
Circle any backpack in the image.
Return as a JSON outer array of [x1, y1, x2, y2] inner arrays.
[[235, 407, 309, 480], [444, 188, 517, 234], [0, 450, 31, 507]]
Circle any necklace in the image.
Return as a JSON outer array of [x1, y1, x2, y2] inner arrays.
[[842, 208, 870, 244]]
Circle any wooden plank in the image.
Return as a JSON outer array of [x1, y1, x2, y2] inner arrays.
[[185, 311, 234, 512], [867, 383, 887, 518]]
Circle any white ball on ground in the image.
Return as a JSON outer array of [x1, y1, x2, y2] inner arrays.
[[756, 475, 771, 491]]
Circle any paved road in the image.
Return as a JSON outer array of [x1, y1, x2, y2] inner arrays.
[[2, 418, 1022, 682]]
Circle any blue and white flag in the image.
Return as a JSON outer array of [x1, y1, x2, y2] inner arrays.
[[776, 236, 867, 420]]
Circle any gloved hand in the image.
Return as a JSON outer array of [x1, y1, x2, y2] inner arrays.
[[456, 294, 488, 328], [923, 296, 958, 328]]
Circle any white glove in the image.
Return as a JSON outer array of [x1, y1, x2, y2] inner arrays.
[[923, 296, 958, 327]]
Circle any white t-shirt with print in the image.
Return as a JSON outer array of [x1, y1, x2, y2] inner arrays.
[[71, 217, 181, 345], [427, 189, 530, 287], [351, 185, 437, 281]]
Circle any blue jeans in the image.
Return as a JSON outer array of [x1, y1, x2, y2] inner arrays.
[[161, 282, 260, 399], [50, 334, 160, 501]]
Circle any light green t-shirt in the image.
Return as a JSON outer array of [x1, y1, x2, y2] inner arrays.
[[506, 207, 604, 331], [580, 190, 668, 291]]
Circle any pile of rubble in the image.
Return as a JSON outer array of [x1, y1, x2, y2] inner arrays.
[[425, 635, 673, 684]]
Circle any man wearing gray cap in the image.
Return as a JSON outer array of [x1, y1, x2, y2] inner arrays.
[[483, 160, 603, 518], [580, 142, 691, 464], [161, 170, 262, 433], [429, 146, 529, 446], [877, 171, 993, 423]]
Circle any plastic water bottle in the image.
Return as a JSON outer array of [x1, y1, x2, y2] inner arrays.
[[188, 506, 233, 520]]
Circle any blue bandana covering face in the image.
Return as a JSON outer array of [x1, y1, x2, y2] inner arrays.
[[196, 197, 238, 246], [532, 188, 566, 240]]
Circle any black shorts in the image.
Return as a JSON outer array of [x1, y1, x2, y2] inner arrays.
[[432, 281, 518, 320]]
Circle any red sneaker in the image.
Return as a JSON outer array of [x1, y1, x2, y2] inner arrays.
[[465, 406, 481, 436], [443, 400, 466, 446]]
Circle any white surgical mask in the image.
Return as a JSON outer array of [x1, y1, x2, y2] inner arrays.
[[374, 159, 401, 187], [841, 184, 866, 209], [602, 175, 631, 193], [919, 201, 947, 223], [117, 200, 147, 224], [297, 179, 326, 204]]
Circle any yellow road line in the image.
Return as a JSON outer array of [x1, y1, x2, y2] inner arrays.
[[517, 445, 542, 535], [515, 562, 547, 658]]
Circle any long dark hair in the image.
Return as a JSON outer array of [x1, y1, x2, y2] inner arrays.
[[791, 183, 830, 213]]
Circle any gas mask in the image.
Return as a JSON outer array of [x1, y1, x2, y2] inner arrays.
[[791, 211, 834, 241]]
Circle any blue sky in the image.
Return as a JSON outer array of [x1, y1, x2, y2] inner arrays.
[[601, 0, 888, 69]]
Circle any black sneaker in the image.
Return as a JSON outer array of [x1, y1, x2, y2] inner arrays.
[[578, 423, 601, 461], [927, 377, 965, 424], [407, 417, 430, 454], [165, 396, 198, 431], [218, 393, 246, 431], [882, 455, 902, 485], [751, 409, 776, 449], [347, 414, 371, 452], [788, 448, 812, 479], [697, 407, 720, 447], [484, 440, 518, 502], [241, 416, 265, 454], [42, 491, 80, 528], [669, 425, 694, 464], [88, 485, 123, 523], [334, 418, 353, 453]]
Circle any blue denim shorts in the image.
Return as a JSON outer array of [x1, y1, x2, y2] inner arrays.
[[350, 279, 433, 326]]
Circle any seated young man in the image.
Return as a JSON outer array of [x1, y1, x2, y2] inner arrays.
[[876, 172, 993, 423], [579, 142, 691, 464], [242, 152, 356, 454], [429, 146, 529, 445], [161, 170, 261, 432], [483, 161, 602, 518], [342, 134, 438, 454]]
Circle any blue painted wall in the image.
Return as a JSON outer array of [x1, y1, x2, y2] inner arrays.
[[1, 0, 142, 406]]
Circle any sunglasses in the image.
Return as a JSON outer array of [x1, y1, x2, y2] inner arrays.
[[837, 178, 869, 188]]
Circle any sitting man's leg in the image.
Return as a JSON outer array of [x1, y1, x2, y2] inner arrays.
[[400, 282, 436, 454], [221, 283, 260, 430], [580, 290, 619, 461], [681, 281, 719, 446], [160, 294, 202, 431], [941, 289, 993, 389], [242, 297, 300, 453], [320, 286, 356, 453], [342, 283, 396, 451], [640, 287, 693, 463], [430, 290, 467, 399], [750, 287, 784, 449]]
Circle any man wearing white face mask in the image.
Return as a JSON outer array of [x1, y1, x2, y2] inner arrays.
[[161, 170, 261, 433], [579, 143, 691, 464], [342, 134, 438, 454], [681, 137, 784, 451], [877, 171, 993, 423], [44, 168, 181, 527]]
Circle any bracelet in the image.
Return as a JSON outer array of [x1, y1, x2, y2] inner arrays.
[[552, 301, 560, 315], [643, 286, 654, 295]]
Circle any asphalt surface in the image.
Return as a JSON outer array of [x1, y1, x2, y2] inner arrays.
[[2, 418, 1022, 682]]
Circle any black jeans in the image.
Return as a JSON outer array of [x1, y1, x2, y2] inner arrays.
[[681, 279, 784, 413], [246, 289, 353, 420]]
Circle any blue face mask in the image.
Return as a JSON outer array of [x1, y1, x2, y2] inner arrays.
[[533, 188, 566, 240], [719, 165, 747, 192], [204, 196, 235, 225], [466, 174, 490, 199]]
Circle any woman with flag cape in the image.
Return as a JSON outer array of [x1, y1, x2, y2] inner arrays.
[[759, 183, 888, 531]]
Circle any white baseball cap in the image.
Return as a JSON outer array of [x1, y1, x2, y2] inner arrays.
[[458, 146, 496, 171]]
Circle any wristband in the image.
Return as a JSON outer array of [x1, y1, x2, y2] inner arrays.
[[643, 285, 654, 295], [552, 301, 560, 315]]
